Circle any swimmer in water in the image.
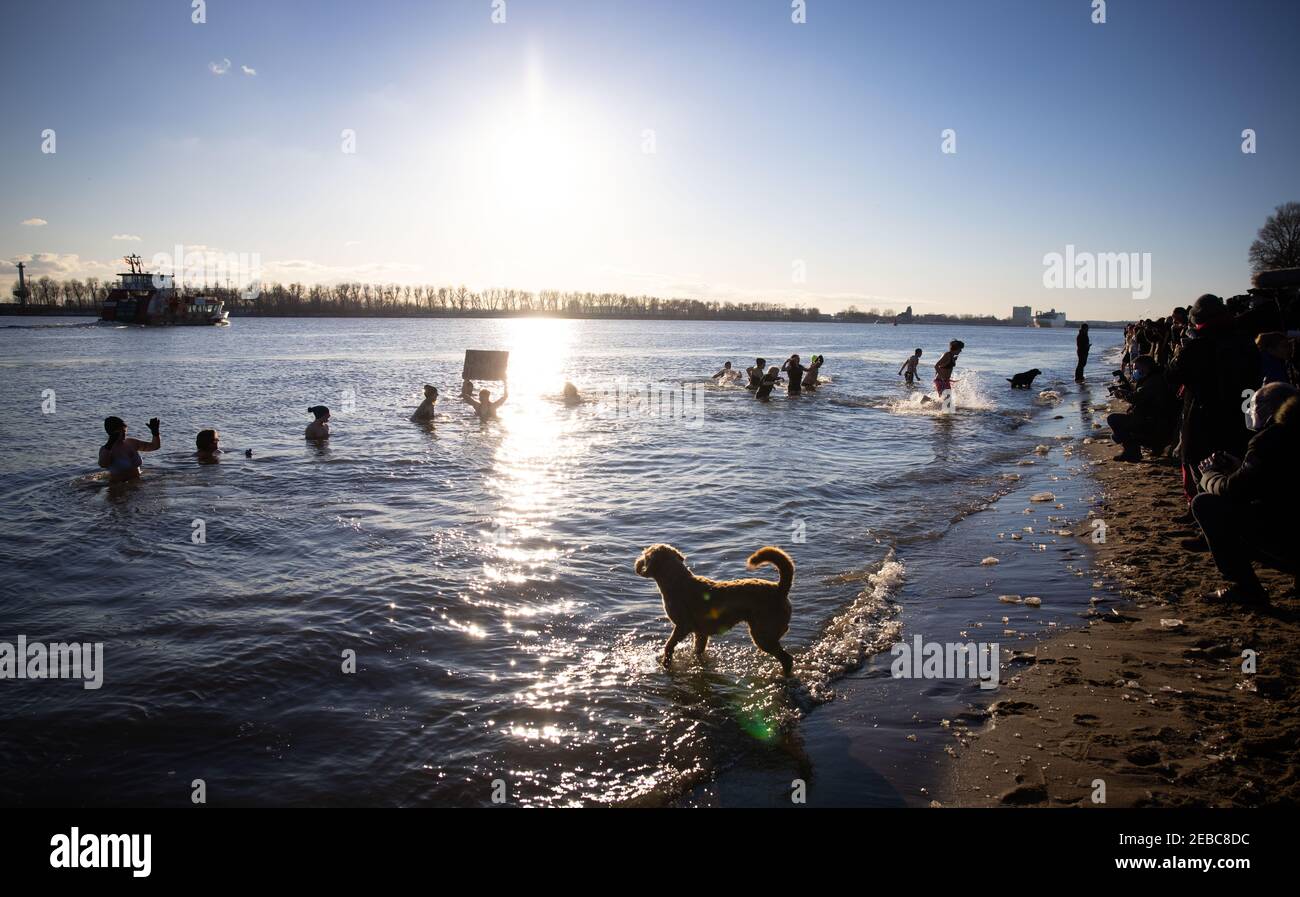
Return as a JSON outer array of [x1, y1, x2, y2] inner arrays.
[[782, 354, 807, 396], [467, 383, 508, 421], [196, 429, 222, 461], [899, 349, 922, 385], [305, 405, 331, 440], [745, 358, 767, 391], [802, 354, 824, 391], [712, 361, 738, 382], [562, 381, 581, 405], [411, 385, 438, 422], [98, 415, 160, 482], [754, 366, 782, 401], [934, 340, 964, 398]]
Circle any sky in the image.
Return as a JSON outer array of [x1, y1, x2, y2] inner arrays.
[[2, 0, 1299, 320]]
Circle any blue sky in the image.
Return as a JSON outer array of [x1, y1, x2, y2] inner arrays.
[[3, 0, 1298, 319]]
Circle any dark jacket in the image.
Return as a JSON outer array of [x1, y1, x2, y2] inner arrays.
[[1199, 417, 1300, 520], [1125, 369, 1178, 432], [1166, 322, 1260, 463]]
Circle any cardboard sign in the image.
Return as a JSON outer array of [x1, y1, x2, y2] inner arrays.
[[462, 349, 509, 381]]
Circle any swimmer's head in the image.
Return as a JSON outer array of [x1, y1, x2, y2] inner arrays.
[[423, 384, 438, 400], [914, 348, 923, 356], [767, 366, 780, 376], [755, 358, 766, 368], [949, 340, 965, 353], [723, 361, 731, 369], [479, 389, 491, 403], [103, 415, 126, 437], [308, 405, 330, 421], [196, 429, 219, 452]]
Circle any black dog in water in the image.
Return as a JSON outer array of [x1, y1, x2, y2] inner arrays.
[[1007, 368, 1042, 388]]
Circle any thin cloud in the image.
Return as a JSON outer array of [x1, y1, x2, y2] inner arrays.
[[112, 234, 141, 241], [241, 65, 257, 76], [208, 58, 231, 76], [22, 218, 48, 227]]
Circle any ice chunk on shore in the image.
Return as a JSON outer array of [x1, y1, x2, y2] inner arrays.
[[1030, 491, 1055, 502], [980, 556, 1000, 566]]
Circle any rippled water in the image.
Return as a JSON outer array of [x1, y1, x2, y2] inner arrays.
[[0, 316, 1118, 806]]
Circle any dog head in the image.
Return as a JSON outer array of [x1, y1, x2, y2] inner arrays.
[[1028, 368, 1042, 378], [635, 543, 686, 578]]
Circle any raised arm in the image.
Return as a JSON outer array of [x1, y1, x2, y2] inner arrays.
[[131, 418, 161, 452]]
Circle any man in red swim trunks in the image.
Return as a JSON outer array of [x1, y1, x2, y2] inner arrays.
[[934, 339, 964, 398]]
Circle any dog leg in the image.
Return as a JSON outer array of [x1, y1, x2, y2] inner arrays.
[[693, 632, 709, 657], [662, 625, 685, 666], [754, 635, 794, 677]]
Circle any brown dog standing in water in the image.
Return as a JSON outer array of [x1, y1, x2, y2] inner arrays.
[[634, 544, 795, 676]]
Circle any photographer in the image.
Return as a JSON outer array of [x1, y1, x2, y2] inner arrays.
[[1106, 355, 1178, 462], [1191, 383, 1300, 604]]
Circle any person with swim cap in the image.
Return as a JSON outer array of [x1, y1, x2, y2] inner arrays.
[[306, 405, 331, 440], [802, 354, 825, 391], [98, 415, 161, 482], [411, 385, 438, 422], [934, 340, 964, 398]]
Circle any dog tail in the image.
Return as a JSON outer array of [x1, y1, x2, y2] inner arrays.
[[747, 546, 794, 595]]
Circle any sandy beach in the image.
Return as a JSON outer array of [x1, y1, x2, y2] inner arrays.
[[944, 400, 1299, 807]]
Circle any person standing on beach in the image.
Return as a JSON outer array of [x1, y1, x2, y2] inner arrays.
[[934, 340, 964, 398], [782, 355, 807, 396], [1075, 323, 1091, 381], [98, 416, 161, 482], [1165, 294, 1259, 512], [899, 349, 923, 385]]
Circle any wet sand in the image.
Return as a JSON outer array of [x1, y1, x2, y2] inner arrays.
[[944, 401, 1300, 807]]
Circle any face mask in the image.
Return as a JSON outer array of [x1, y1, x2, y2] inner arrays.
[[1247, 398, 1264, 432]]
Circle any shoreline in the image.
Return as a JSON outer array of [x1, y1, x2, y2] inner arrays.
[[942, 401, 1299, 807]]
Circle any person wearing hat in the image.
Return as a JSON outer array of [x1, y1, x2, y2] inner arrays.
[[1165, 294, 1261, 521]]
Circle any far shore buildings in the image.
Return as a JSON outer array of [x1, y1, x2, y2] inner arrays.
[[1011, 305, 1032, 326]]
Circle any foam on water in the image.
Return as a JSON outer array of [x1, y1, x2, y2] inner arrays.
[[886, 368, 998, 415]]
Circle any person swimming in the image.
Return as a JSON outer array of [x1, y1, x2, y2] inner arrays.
[[802, 354, 824, 391], [712, 361, 741, 383], [466, 384, 508, 421], [782, 354, 807, 396], [306, 405, 331, 440], [745, 358, 767, 390], [196, 429, 222, 461], [562, 381, 581, 405], [754, 366, 782, 401], [899, 348, 923, 385], [98, 415, 160, 482], [411, 385, 438, 422], [934, 340, 964, 398]]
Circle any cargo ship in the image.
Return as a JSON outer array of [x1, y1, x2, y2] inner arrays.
[[1032, 308, 1067, 328], [99, 255, 230, 326]]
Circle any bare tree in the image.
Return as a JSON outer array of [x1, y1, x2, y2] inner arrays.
[[1249, 201, 1300, 272]]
